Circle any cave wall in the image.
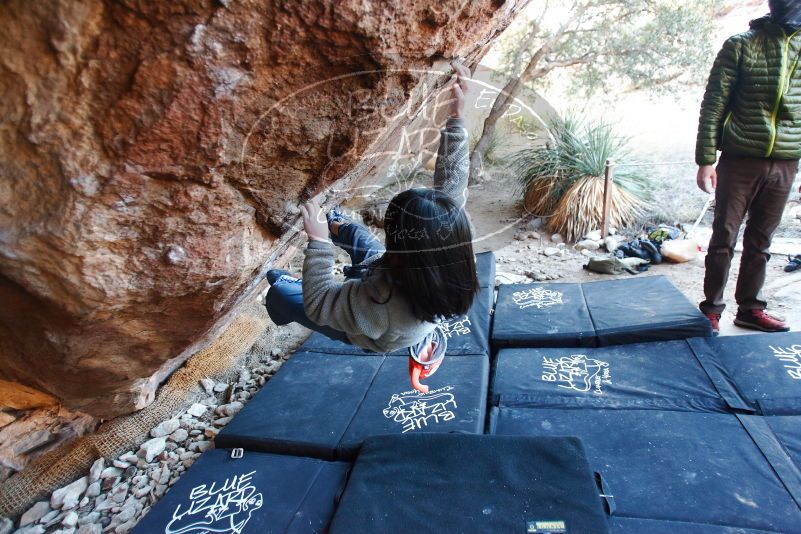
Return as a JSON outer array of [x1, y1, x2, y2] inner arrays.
[[0, 0, 527, 418]]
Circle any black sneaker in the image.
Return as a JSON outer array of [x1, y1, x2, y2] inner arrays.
[[265, 269, 299, 285]]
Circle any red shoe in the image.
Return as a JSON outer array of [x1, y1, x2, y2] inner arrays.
[[704, 313, 721, 335], [734, 309, 790, 333]]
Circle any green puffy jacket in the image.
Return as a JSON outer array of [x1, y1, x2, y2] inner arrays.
[[696, 18, 801, 165]]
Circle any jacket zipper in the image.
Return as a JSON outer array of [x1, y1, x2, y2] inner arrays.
[[767, 28, 801, 157]]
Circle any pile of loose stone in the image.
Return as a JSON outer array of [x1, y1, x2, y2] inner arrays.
[[3, 341, 294, 534], [500, 218, 626, 283]]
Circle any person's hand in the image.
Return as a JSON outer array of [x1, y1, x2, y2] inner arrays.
[[448, 61, 470, 119], [696, 165, 717, 194], [299, 199, 330, 243]]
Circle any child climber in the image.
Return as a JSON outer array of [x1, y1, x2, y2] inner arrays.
[[264, 62, 478, 393]]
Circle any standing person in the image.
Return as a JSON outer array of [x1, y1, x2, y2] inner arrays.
[[695, 0, 801, 334], [264, 62, 477, 393]]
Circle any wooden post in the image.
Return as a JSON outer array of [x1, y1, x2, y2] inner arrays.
[[601, 160, 614, 239]]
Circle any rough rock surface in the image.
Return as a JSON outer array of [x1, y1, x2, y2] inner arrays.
[[0, 0, 527, 417], [0, 406, 97, 484]]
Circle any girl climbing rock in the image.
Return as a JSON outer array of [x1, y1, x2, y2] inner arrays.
[[264, 62, 478, 393]]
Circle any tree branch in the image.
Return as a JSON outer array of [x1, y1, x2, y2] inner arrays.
[[529, 53, 596, 79], [625, 70, 685, 92], [469, 1, 589, 183]]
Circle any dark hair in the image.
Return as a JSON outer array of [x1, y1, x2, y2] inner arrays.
[[375, 188, 479, 322], [769, 0, 801, 25]]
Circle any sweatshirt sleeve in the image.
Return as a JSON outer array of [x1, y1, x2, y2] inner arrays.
[[695, 36, 742, 166], [433, 117, 469, 208], [302, 240, 390, 339]]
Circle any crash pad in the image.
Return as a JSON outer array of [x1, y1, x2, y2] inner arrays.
[[131, 448, 349, 534]]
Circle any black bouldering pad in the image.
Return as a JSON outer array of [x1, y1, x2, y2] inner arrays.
[[215, 352, 384, 459], [688, 332, 801, 415], [216, 352, 488, 460], [490, 407, 801, 533], [475, 250, 496, 288], [329, 434, 610, 534], [492, 282, 596, 348], [610, 517, 782, 533], [131, 448, 349, 534], [491, 340, 728, 413], [337, 355, 488, 457], [582, 275, 712, 346]]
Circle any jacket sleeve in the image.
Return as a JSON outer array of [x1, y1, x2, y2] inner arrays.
[[433, 117, 469, 207], [695, 36, 742, 166], [302, 240, 390, 339]]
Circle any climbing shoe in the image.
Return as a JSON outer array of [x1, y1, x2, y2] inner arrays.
[[265, 269, 300, 285], [326, 206, 353, 229], [734, 309, 790, 333], [704, 313, 721, 336], [785, 254, 801, 272]]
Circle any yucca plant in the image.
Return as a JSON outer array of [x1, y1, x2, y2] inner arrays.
[[509, 114, 648, 240], [549, 176, 644, 241]]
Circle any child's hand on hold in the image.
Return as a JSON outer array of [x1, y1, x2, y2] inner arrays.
[[449, 60, 470, 119], [299, 199, 330, 243]]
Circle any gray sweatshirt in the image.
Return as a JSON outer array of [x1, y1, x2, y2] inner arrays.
[[302, 117, 469, 353]]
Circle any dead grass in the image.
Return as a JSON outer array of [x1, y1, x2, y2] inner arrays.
[[522, 175, 558, 216], [548, 175, 643, 241]]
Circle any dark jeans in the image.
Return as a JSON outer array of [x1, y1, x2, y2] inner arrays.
[[700, 154, 798, 315], [264, 222, 386, 342]]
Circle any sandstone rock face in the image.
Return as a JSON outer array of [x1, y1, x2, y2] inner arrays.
[[0, 0, 526, 417], [0, 406, 97, 482]]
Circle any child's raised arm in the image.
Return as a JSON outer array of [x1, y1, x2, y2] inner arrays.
[[433, 62, 470, 208]]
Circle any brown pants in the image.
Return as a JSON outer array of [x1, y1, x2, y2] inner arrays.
[[700, 154, 798, 315]]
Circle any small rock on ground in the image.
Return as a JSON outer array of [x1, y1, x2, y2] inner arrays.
[[50, 476, 88, 510], [19, 501, 51, 527], [88, 458, 104, 482], [186, 403, 207, 417], [138, 437, 167, 463], [543, 247, 560, 257], [150, 419, 180, 438]]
